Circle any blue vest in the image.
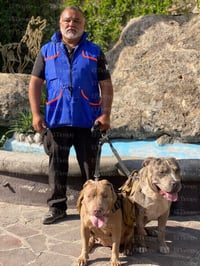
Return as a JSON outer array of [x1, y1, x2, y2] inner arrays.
[[41, 32, 102, 128]]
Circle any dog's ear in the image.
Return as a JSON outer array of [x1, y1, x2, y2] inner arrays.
[[100, 180, 115, 191], [77, 180, 95, 212], [166, 157, 180, 171], [142, 157, 154, 167], [100, 179, 112, 186], [77, 189, 84, 213], [143, 157, 166, 167], [166, 157, 178, 165], [106, 181, 118, 203], [83, 179, 95, 188]]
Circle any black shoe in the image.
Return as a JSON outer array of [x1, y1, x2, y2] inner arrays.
[[42, 209, 66, 224]]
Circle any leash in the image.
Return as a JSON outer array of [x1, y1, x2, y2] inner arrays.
[[91, 123, 132, 180]]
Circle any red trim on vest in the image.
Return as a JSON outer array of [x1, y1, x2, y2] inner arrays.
[[44, 52, 60, 61], [82, 50, 97, 61], [46, 89, 62, 105], [81, 89, 102, 106]]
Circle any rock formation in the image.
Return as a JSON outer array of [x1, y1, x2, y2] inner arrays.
[[0, 73, 30, 126], [107, 14, 200, 143]]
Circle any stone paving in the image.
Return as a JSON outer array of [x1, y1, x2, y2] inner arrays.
[[1, 201, 200, 266]]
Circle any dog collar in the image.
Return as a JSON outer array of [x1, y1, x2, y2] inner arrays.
[[112, 194, 123, 213]]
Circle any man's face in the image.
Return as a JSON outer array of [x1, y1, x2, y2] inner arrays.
[[59, 8, 85, 42]]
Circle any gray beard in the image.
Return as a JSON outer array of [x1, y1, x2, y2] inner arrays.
[[61, 29, 83, 40]]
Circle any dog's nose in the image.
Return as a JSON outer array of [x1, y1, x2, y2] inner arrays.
[[94, 209, 103, 217], [172, 181, 181, 192]]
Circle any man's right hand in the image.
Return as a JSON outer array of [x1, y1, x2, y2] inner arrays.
[[32, 114, 46, 132]]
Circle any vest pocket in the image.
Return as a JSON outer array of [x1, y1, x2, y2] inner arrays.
[[45, 89, 62, 105], [80, 89, 102, 106], [45, 88, 72, 128], [71, 88, 102, 127]]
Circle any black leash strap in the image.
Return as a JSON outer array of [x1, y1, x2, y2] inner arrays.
[[106, 136, 131, 178], [91, 122, 103, 180], [91, 123, 132, 180], [94, 137, 102, 180]]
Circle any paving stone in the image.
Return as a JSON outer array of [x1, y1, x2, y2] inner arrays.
[[0, 234, 22, 250]]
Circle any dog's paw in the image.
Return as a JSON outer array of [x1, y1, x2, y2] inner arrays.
[[123, 243, 134, 256], [77, 256, 88, 266], [111, 259, 121, 266], [159, 244, 170, 254], [145, 227, 158, 237], [136, 246, 148, 253]]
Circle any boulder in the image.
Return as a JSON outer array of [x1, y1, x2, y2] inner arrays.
[[107, 14, 200, 143], [0, 73, 30, 126]]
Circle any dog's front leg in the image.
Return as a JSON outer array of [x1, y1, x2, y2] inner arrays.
[[78, 223, 90, 266], [135, 206, 147, 253], [110, 219, 122, 266], [111, 239, 121, 266], [157, 210, 170, 254]]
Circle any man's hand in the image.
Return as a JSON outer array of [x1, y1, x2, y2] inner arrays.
[[32, 114, 46, 132], [95, 114, 110, 131]]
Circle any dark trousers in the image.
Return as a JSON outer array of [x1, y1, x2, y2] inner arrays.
[[43, 126, 99, 212]]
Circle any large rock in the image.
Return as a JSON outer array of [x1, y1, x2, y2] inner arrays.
[[0, 73, 30, 126], [107, 14, 200, 143]]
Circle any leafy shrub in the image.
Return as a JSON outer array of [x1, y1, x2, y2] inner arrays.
[[0, 110, 34, 147]]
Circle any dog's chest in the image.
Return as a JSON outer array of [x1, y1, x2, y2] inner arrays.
[[91, 224, 112, 236], [91, 226, 113, 247], [144, 199, 171, 220]]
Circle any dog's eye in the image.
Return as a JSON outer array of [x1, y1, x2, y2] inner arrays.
[[87, 193, 96, 199], [174, 168, 180, 173], [158, 170, 168, 176], [158, 167, 168, 175], [102, 193, 108, 198]]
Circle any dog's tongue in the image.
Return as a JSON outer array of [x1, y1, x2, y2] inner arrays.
[[159, 190, 178, 201], [90, 216, 105, 228]]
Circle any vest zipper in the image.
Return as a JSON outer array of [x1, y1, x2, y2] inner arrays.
[[68, 48, 75, 97], [69, 62, 72, 96]]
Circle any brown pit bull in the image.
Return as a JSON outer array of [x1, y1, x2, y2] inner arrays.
[[120, 157, 182, 254], [77, 179, 134, 266]]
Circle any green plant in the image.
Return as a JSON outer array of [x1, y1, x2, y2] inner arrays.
[[0, 110, 34, 147], [10, 110, 34, 134], [0, 126, 9, 147]]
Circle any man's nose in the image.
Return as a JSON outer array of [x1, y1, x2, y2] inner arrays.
[[68, 20, 74, 26]]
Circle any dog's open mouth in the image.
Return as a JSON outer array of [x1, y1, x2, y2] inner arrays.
[[159, 189, 178, 202], [90, 215, 105, 228], [153, 182, 179, 201], [154, 184, 178, 201]]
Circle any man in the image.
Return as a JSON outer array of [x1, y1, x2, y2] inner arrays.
[[29, 6, 113, 224]]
